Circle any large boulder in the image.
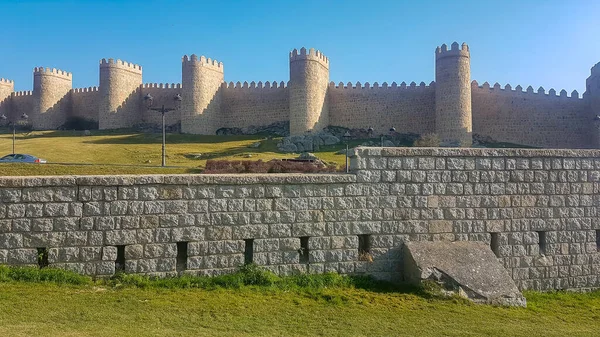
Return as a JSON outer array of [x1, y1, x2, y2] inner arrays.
[[403, 241, 526, 307]]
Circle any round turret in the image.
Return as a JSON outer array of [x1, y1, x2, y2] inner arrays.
[[586, 62, 600, 147], [98, 58, 143, 130], [435, 42, 472, 146], [32, 67, 72, 130], [180, 55, 224, 134], [289, 47, 330, 136], [0, 78, 14, 118]]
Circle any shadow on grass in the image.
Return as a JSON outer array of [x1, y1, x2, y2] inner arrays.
[[0, 129, 270, 145]]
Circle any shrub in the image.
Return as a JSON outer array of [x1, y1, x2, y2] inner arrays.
[[413, 133, 441, 147], [204, 159, 338, 174], [61, 116, 99, 130], [0, 265, 92, 285]]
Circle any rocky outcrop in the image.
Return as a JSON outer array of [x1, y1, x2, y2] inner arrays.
[[276, 132, 340, 153], [216, 121, 289, 137]]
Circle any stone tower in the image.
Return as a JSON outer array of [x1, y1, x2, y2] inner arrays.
[[289, 47, 330, 136], [586, 62, 600, 147], [99, 59, 142, 130], [32, 67, 72, 130], [180, 55, 224, 134], [435, 42, 472, 147], [0, 78, 14, 118]]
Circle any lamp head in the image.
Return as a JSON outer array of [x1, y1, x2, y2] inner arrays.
[[173, 94, 182, 109], [143, 93, 154, 108]]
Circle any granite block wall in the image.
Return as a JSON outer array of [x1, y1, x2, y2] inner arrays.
[[1, 147, 600, 291]]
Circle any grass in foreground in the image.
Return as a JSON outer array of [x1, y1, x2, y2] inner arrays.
[[0, 265, 599, 337]]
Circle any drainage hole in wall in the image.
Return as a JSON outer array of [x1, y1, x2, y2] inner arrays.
[[490, 233, 500, 257], [358, 234, 372, 262], [37, 247, 49, 268], [244, 239, 254, 264], [537, 231, 547, 255], [176, 241, 188, 272], [115, 245, 126, 272], [299, 236, 310, 264]]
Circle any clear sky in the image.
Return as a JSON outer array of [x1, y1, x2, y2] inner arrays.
[[1, 0, 599, 93]]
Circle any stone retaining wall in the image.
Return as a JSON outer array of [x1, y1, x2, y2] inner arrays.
[[1, 147, 600, 291]]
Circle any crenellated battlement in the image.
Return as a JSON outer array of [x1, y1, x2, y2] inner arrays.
[[99, 58, 142, 74], [471, 80, 582, 99], [33, 67, 72, 80], [329, 80, 435, 90], [289, 47, 329, 68], [71, 86, 99, 93], [591, 62, 600, 76], [142, 83, 181, 89], [0, 78, 14, 86], [182, 54, 224, 72], [223, 80, 288, 89], [435, 42, 470, 60], [11, 91, 33, 96]]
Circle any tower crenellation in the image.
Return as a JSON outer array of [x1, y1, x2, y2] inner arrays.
[[182, 55, 224, 73], [99, 58, 142, 73], [289, 47, 329, 69]]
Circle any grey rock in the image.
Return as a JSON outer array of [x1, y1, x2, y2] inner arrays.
[[403, 241, 526, 307], [321, 134, 340, 145], [248, 142, 261, 148]]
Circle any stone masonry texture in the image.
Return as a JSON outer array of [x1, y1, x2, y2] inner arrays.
[[1, 147, 600, 291], [2, 42, 598, 148]]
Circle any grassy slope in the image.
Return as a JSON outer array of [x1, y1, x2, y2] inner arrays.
[[0, 130, 352, 175], [0, 282, 599, 337]]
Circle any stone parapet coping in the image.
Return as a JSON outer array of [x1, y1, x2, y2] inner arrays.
[[353, 147, 600, 158], [0, 173, 356, 188]]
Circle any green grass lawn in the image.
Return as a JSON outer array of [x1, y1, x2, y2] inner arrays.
[[0, 266, 599, 336], [0, 129, 357, 175]]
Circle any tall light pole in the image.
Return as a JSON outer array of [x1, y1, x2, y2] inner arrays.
[[1, 113, 29, 154], [143, 93, 182, 167], [342, 131, 351, 173]]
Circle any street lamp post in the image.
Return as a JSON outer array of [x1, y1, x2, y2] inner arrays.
[[1, 113, 29, 154], [342, 131, 352, 173], [143, 93, 182, 167]]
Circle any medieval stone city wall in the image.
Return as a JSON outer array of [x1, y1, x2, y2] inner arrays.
[[1, 43, 598, 149], [9, 91, 34, 121], [328, 82, 436, 135], [221, 81, 289, 129], [71, 87, 100, 122], [471, 83, 591, 148], [1, 147, 599, 291]]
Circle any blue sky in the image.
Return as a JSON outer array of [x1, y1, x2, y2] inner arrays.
[[1, 0, 599, 93]]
